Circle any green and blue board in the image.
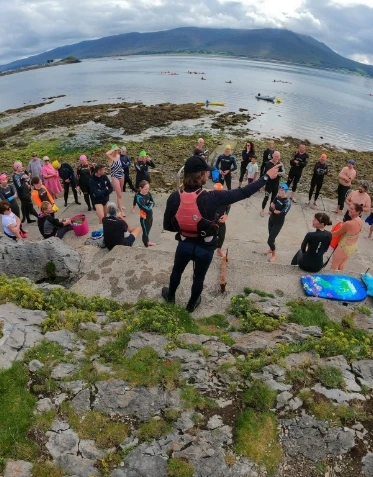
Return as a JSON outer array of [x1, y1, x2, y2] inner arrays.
[[301, 274, 367, 302]]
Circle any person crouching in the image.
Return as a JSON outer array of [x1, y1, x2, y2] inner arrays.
[[102, 202, 142, 250], [38, 201, 72, 239]]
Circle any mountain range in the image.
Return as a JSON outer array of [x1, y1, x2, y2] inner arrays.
[[1, 27, 372, 76]]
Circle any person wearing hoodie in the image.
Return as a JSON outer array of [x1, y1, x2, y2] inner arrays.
[[89, 164, 113, 224]]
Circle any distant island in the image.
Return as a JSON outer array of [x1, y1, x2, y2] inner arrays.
[[1, 27, 372, 77], [0, 56, 80, 77]]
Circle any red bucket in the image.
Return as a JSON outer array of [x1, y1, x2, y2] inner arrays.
[[71, 214, 89, 237]]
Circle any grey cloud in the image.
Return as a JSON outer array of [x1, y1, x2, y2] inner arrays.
[[0, 0, 372, 64]]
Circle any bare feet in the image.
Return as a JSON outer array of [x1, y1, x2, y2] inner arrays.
[[260, 210, 265, 217], [216, 248, 226, 258], [148, 242, 156, 246], [131, 208, 136, 214], [269, 254, 277, 262], [264, 249, 272, 255]]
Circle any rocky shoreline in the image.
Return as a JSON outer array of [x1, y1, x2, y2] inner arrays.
[[0, 100, 372, 196]]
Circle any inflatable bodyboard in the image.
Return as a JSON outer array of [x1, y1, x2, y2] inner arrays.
[[301, 274, 367, 302]]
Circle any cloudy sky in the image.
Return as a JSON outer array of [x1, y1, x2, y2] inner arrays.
[[1, 0, 373, 65]]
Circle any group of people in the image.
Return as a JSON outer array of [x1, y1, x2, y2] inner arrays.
[[0, 138, 371, 313], [0, 147, 157, 246]]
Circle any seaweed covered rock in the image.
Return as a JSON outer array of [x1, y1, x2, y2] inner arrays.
[[0, 236, 80, 281]]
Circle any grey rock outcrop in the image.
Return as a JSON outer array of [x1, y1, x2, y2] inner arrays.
[[0, 236, 80, 281], [0, 303, 44, 369], [351, 360, 373, 389], [362, 452, 373, 476], [55, 454, 100, 477], [281, 414, 355, 461], [4, 460, 32, 477]]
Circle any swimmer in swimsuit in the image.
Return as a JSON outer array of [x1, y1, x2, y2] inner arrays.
[[106, 145, 125, 215], [331, 202, 363, 271]]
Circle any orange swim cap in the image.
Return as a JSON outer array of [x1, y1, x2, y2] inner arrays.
[[213, 183, 224, 190]]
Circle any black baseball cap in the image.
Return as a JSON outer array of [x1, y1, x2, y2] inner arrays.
[[184, 156, 213, 173]]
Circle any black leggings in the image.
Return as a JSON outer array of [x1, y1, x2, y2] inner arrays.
[[219, 172, 232, 190], [309, 177, 324, 201], [20, 198, 38, 222], [123, 171, 136, 192], [287, 169, 302, 192], [268, 217, 284, 251], [262, 182, 278, 210], [140, 214, 153, 247], [63, 179, 78, 204], [337, 184, 350, 211], [239, 162, 249, 183], [217, 223, 226, 249]]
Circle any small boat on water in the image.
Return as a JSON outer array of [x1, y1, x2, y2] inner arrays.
[[255, 95, 275, 102]]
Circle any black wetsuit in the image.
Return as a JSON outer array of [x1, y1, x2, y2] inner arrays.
[[215, 154, 237, 190], [287, 152, 309, 192], [135, 160, 155, 188], [77, 163, 94, 210], [38, 214, 72, 239], [267, 196, 291, 251], [12, 172, 38, 223], [291, 230, 332, 272], [239, 149, 256, 183], [58, 163, 79, 206], [89, 174, 113, 206], [261, 161, 285, 211], [261, 148, 274, 176], [164, 177, 268, 304], [216, 204, 231, 250], [136, 192, 154, 247], [120, 154, 136, 192], [308, 161, 328, 202], [0, 184, 20, 217]]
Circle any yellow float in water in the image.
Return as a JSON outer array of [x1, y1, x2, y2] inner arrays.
[[196, 101, 225, 106], [276, 97, 282, 103]]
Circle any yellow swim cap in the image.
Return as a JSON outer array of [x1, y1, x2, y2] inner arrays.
[[225, 145, 231, 149], [52, 160, 60, 169]]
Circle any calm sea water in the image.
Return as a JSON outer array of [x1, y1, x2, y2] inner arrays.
[[1, 55, 373, 150]]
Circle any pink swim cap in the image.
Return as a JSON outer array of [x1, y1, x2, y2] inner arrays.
[[13, 161, 22, 169], [0, 173, 7, 180], [79, 155, 87, 161]]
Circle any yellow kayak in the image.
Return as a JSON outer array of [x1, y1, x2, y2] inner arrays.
[[196, 101, 225, 106]]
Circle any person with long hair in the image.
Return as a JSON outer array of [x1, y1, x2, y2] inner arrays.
[[291, 213, 332, 272], [331, 203, 363, 270], [106, 145, 125, 215], [239, 141, 256, 188]]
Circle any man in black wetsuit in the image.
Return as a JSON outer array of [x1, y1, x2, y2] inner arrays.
[[307, 153, 328, 206], [55, 161, 81, 207], [161, 155, 279, 312], [260, 140, 275, 177], [260, 151, 286, 216], [215, 145, 237, 190], [265, 183, 291, 263], [287, 144, 309, 203]]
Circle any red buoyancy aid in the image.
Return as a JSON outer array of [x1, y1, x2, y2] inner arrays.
[[174, 189, 218, 239]]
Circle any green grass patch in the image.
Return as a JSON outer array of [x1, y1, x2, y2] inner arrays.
[[41, 309, 97, 333], [0, 362, 37, 461], [112, 347, 180, 389], [235, 409, 282, 475], [32, 410, 57, 433], [230, 295, 285, 332], [243, 381, 277, 412], [31, 461, 65, 477], [23, 340, 66, 365], [180, 386, 217, 411], [356, 305, 371, 316], [63, 407, 128, 448], [287, 300, 331, 329], [137, 418, 173, 442], [315, 366, 345, 389], [243, 287, 275, 298], [167, 458, 195, 477]]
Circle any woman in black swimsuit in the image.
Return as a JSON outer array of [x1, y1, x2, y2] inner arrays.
[[77, 155, 95, 211], [291, 213, 332, 272]]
